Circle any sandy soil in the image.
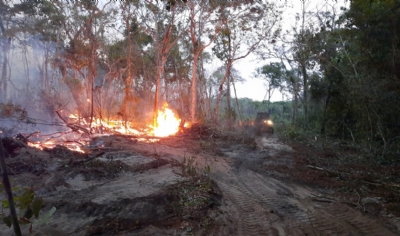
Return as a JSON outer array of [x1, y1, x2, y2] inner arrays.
[[1, 131, 399, 235]]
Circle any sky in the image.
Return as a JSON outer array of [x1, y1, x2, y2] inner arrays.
[[215, 0, 349, 102]]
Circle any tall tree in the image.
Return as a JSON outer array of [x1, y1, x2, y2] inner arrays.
[[0, 0, 15, 102], [119, 2, 139, 121], [134, 0, 188, 127], [212, 1, 282, 125], [61, 1, 113, 126], [187, 0, 221, 124]]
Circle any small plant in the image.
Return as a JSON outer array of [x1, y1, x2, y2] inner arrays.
[[182, 155, 198, 177], [0, 184, 56, 233], [203, 165, 211, 176]]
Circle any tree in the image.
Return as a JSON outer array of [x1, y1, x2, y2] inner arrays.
[[211, 1, 282, 125], [337, 0, 399, 156], [119, 2, 136, 121], [187, 0, 221, 124], [254, 62, 284, 106], [134, 0, 188, 127], [0, 2, 12, 102]]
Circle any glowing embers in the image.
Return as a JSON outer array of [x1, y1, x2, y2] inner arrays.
[[27, 139, 85, 153], [153, 103, 181, 137]]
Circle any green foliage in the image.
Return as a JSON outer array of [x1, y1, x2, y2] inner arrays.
[[255, 62, 286, 89], [280, 0, 400, 161], [15, 188, 35, 210], [1, 186, 55, 232]]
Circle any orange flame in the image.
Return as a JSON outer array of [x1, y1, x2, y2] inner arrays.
[[27, 104, 181, 152], [153, 104, 181, 137], [27, 140, 85, 153]]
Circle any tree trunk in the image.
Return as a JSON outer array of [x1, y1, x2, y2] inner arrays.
[[214, 61, 232, 124], [292, 79, 298, 126], [88, 42, 97, 131], [120, 18, 133, 121], [190, 53, 199, 124], [208, 83, 212, 121], [227, 68, 232, 129], [153, 56, 166, 128], [320, 93, 331, 135], [227, 33, 232, 129], [64, 72, 87, 117], [45, 48, 49, 92], [1, 38, 11, 102], [232, 76, 242, 126], [23, 45, 30, 91], [301, 62, 308, 130]]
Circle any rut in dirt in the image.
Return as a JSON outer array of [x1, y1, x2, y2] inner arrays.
[[211, 136, 397, 236]]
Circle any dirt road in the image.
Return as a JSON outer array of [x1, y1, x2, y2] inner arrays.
[[203, 136, 397, 235], [0, 134, 398, 235]]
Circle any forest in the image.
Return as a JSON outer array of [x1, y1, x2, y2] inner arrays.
[[1, 0, 399, 159], [1, 0, 400, 235]]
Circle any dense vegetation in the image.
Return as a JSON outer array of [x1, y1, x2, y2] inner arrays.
[[0, 0, 399, 161]]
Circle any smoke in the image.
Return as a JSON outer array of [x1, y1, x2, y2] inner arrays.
[[0, 35, 71, 136]]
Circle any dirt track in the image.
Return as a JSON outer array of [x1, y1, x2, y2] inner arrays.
[[206, 136, 397, 235], [0, 133, 399, 235]]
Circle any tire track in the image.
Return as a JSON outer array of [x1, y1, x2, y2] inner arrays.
[[325, 203, 396, 236], [214, 162, 396, 236], [237, 169, 311, 223], [217, 181, 275, 236], [206, 137, 397, 236]]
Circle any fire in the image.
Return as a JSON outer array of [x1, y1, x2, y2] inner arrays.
[[27, 140, 85, 153], [153, 104, 181, 137], [26, 103, 182, 154]]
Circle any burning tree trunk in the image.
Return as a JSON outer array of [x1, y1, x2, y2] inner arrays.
[[153, 55, 167, 127]]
